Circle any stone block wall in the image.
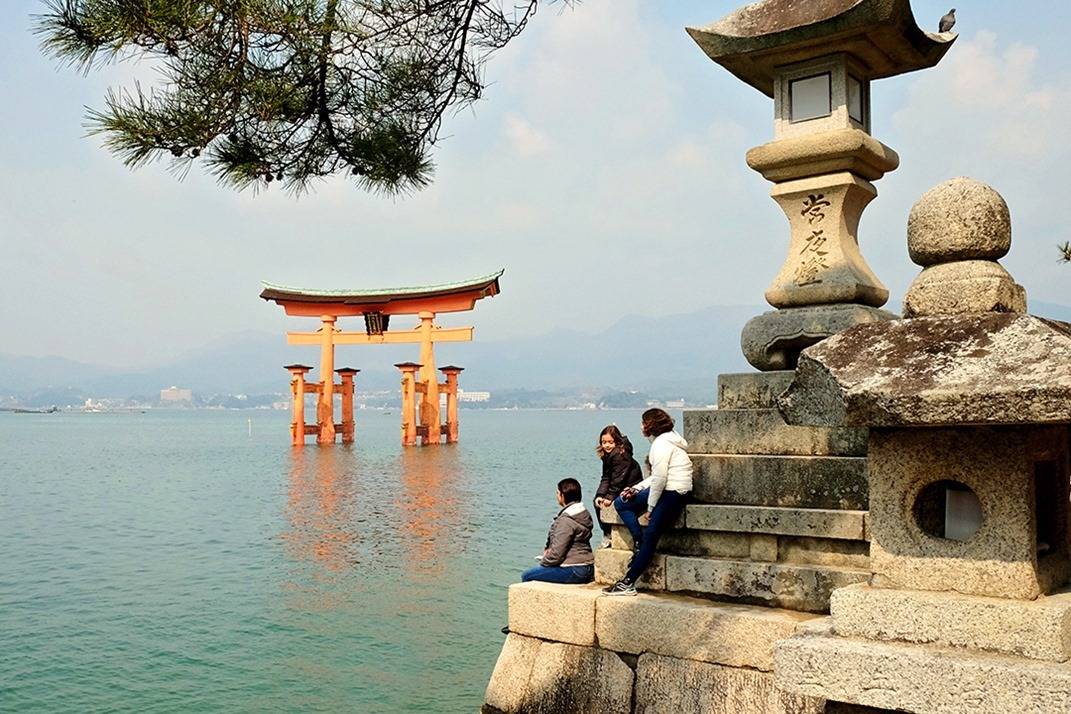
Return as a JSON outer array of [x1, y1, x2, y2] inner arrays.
[[485, 583, 825, 714]]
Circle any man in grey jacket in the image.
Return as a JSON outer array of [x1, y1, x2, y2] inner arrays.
[[520, 478, 595, 584]]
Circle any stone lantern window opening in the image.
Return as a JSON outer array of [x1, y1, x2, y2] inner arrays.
[[1034, 458, 1068, 558], [847, 74, 866, 124], [912, 479, 983, 542], [788, 72, 831, 122]]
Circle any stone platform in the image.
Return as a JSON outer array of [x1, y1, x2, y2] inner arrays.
[[776, 620, 1071, 712], [485, 582, 825, 714]]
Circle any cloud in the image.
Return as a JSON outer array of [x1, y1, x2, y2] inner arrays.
[[503, 114, 552, 157], [893, 31, 1067, 158]]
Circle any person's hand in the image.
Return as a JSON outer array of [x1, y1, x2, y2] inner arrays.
[[595, 497, 607, 509], [638, 512, 650, 527], [620, 488, 635, 502]]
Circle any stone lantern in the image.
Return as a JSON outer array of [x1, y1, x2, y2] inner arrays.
[[774, 179, 1071, 711], [688, 0, 956, 370]]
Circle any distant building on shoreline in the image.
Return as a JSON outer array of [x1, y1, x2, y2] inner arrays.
[[160, 386, 193, 403], [458, 389, 490, 403]]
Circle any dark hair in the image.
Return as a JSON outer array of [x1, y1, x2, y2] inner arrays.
[[557, 478, 582, 504], [596, 425, 630, 457], [641, 408, 675, 438]]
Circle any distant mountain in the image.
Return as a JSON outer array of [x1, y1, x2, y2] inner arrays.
[[3, 300, 1069, 405]]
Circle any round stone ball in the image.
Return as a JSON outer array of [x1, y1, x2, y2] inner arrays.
[[907, 177, 1011, 267]]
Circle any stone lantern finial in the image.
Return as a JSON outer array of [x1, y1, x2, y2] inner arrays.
[[903, 177, 1026, 317]]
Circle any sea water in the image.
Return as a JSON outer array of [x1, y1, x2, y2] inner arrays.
[[0, 408, 659, 713]]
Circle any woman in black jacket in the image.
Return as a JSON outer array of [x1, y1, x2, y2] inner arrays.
[[593, 425, 643, 548]]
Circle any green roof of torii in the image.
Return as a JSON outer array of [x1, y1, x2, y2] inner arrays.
[[259, 269, 504, 305]]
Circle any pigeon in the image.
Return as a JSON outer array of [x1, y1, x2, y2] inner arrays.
[[939, 8, 956, 33]]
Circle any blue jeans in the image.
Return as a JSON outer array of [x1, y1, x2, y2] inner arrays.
[[614, 488, 688, 583], [521, 564, 594, 584]]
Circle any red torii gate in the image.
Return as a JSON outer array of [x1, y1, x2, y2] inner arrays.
[[260, 270, 502, 446]]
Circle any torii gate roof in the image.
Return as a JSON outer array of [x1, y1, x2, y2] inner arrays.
[[259, 269, 503, 316]]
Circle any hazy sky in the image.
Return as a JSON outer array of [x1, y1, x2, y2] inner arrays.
[[2, 1, 1069, 368]]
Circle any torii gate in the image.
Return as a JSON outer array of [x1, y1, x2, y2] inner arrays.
[[260, 270, 502, 446]]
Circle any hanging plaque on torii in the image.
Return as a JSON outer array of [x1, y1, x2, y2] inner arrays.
[[260, 270, 503, 446]]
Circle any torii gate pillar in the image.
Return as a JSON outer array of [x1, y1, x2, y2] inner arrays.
[[286, 364, 313, 447], [440, 366, 464, 444], [335, 367, 359, 443], [396, 362, 422, 447], [317, 315, 337, 445]]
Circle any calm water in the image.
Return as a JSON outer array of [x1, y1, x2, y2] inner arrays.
[[0, 408, 662, 713]]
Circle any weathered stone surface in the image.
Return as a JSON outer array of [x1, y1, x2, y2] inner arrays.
[[484, 633, 542, 713], [597, 591, 816, 670], [613, 526, 751, 559], [600, 505, 684, 530], [779, 536, 869, 569], [687, 504, 868, 541], [831, 583, 1071, 662], [751, 534, 779, 562], [907, 177, 1011, 266], [595, 548, 666, 590], [483, 634, 633, 714], [718, 371, 795, 409], [692, 454, 868, 510], [742, 304, 896, 372], [776, 622, 1071, 713], [599, 505, 623, 526], [684, 407, 866, 456], [765, 173, 888, 309], [635, 653, 824, 714], [867, 427, 1067, 599], [903, 259, 1025, 317], [780, 313, 1071, 427], [507, 582, 601, 647], [665, 555, 869, 613], [747, 128, 899, 179]]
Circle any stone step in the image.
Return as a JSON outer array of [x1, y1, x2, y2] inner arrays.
[[692, 454, 868, 510], [776, 620, 1071, 712], [684, 407, 866, 456], [687, 504, 868, 541], [830, 583, 1071, 663], [717, 370, 795, 409], [606, 527, 869, 569], [666, 555, 870, 613], [600, 504, 869, 567], [505, 581, 820, 672], [595, 549, 869, 613]]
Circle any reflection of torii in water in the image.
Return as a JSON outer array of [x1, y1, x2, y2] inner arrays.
[[260, 270, 503, 447]]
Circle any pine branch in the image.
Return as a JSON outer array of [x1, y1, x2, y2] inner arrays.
[[35, 0, 566, 195]]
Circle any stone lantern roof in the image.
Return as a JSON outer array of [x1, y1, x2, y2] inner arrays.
[[687, 0, 956, 96], [779, 312, 1071, 427]]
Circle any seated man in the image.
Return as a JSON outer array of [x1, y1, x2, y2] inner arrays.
[[521, 478, 595, 584]]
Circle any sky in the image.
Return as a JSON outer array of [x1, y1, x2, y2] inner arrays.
[[2, 1, 1070, 369]]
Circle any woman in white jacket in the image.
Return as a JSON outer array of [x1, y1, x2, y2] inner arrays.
[[605, 408, 693, 596]]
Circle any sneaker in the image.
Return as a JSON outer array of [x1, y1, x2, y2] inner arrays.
[[602, 579, 637, 596]]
